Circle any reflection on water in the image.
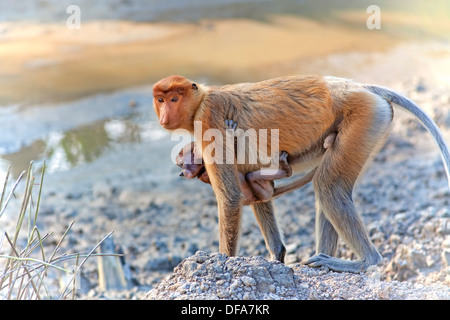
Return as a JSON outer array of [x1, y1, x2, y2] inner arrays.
[[0, 110, 170, 178], [0, 84, 173, 178], [48, 120, 113, 169]]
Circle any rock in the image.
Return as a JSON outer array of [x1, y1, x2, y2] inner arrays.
[[442, 251, 450, 267], [415, 79, 427, 93], [408, 249, 428, 269], [144, 252, 450, 300], [144, 255, 183, 271], [241, 276, 256, 287], [443, 237, 450, 267], [92, 182, 114, 198]]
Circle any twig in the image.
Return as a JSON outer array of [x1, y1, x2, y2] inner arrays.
[[59, 231, 115, 299]]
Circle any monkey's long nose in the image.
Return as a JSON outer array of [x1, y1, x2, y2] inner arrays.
[[160, 117, 169, 126], [179, 171, 184, 177]]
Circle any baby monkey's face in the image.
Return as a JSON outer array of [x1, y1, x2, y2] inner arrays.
[[176, 142, 205, 179]]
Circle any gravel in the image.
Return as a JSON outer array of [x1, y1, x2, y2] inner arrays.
[[145, 251, 450, 300]]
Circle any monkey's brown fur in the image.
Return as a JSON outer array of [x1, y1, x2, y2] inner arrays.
[[153, 75, 450, 272]]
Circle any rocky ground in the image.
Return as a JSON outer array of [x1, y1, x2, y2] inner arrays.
[[145, 251, 450, 300]]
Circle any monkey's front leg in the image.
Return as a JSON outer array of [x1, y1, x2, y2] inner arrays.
[[205, 161, 243, 256], [251, 200, 286, 262]]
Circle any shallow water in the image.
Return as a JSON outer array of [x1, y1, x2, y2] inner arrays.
[[0, 85, 170, 177]]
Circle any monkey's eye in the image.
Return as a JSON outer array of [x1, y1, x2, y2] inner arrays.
[[171, 97, 178, 102], [157, 98, 164, 103]]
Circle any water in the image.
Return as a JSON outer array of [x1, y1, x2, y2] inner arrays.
[[0, 86, 169, 178]]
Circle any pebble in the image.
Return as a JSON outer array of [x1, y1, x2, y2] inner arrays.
[[241, 276, 256, 287]]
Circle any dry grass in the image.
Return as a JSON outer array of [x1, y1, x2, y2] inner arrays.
[[0, 162, 117, 299]]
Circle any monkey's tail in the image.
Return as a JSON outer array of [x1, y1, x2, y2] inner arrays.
[[365, 84, 450, 190]]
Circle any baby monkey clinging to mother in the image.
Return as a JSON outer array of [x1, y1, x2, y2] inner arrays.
[[176, 120, 337, 205], [153, 74, 450, 273]]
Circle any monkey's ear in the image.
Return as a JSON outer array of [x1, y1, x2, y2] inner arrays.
[[192, 83, 198, 90]]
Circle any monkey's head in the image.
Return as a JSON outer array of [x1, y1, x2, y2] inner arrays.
[[153, 75, 204, 131], [176, 142, 205, 179]]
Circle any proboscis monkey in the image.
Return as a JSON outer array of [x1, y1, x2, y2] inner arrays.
[[153, 75, 450, 272], [176, 121, 337, 205]]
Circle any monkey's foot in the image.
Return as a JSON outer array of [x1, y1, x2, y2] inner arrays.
[[268, 244, 286, 264], [303, 253, 380, 273], [279, 151, 292, 177]]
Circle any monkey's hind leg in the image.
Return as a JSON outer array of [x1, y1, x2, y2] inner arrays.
[[251, 200, 286, 262], [304, 93, 392, 273]]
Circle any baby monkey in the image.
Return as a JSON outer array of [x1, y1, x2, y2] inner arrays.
[[176, 141, 292, 205], [176, 120, 336, 205]]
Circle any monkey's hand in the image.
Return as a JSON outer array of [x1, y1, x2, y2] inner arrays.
[[225, 119, 238, 130], [279, 151, 292, 177], [225, 119, 244, 138]]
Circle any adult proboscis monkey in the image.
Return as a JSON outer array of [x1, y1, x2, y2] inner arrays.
[[153, 74, 450, 273]]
